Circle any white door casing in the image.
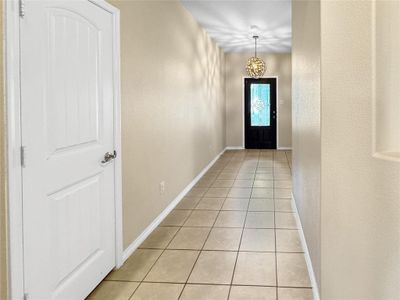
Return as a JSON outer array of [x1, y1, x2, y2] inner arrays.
[[17, 1, 121, 299]]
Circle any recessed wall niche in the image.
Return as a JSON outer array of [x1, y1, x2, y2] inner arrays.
[[373, 0, 400, 162]]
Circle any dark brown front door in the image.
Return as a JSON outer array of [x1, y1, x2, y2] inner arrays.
[[244, 78, 277, 149]]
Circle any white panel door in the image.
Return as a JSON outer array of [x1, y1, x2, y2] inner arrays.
[[20, 1, 117, 299]]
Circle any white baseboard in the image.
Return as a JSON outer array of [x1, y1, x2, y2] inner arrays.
[[225, 146, 244, 150], [122, 147, 227, 262], [277, 147, 292, 150], [291, 194, 321, 300]]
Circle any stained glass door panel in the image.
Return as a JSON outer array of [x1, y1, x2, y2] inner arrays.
[[250, 83, 270, 126]]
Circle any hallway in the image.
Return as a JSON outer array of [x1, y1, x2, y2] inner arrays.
[[88, 150, 312, 300]]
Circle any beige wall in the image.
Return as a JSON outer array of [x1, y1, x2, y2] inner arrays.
[[291, 0, 321, 289], [320, 1, 400, 299], [374, 0, 400, 158], [108, 0, 226, 249], [293, 0, 400, 298], [225, 53, 292, 148], [0, 0, 8, 298]]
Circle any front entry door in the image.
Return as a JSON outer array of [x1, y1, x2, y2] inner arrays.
[[244, 78, 277, 149], [20, 1, 118, 299]]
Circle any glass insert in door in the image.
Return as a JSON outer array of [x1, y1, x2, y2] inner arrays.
[[250, 83, 270, 126]]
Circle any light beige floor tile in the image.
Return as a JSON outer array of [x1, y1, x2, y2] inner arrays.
[[195, 197, 225, 210], [180, 284, 230, 300], [277, 253, 311, 287], [195, 178, 214, 188], [274, 161, 289, 167], [223, 168, 240, 173], [214, 211, 246, 228], [187, 187, 208, 197], [239, 166, 257, 172], [258, 161, 273, 167], [202, 174, 218, 181], [131, 283, 183, 300], [248, 198, 274, 211], [255, 173, 273, 180], [233, 252, 276, 286], [251, 188, 273, 198], [238, 170, 256, 175], [212, 180, 235, 188], [240, 229, 275, 252], [217, 173, 237, 180], [87, 281, 139, 300], [256, 167, 273, 174], [175, 197, 202, 210], [232, 180, 253, 187], [274, 200, 293, 212], [144, 250, 199, 283], [229, 286, 276, 300], [274, 180, 292, 189], [275, 213, 297, 229], [188, 251, 237, 284], [204, 228, 242, 250], [205, 188, 230, 198], [278, 288, 313, 300], [253, 180, 274, 188], [245, 212, 274, 228], [228, 188, 252, 198], [106, 249, 162, 281], [274, 167, 291, 173], [222, 198, 249, 211], [184, 210, 219, 227], [140, 227, 179, 249], [274, 174, 292, 180], [274, 188, 292, 199], [276, 230, 302, 252], [236, 173, 255, 180], [160, 210, 191, 226], [167, 227, 210, 250]]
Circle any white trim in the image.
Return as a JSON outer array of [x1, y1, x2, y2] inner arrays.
[[107, 4, 124, 269], [5, 1, 122, 298], [277, 147, 292, 150], [242, 76, 280, 149], [122, 148, 226, 262], [225, 146, 245, 150], [291, 194, 321, 300], [5, 1, 25, 299]]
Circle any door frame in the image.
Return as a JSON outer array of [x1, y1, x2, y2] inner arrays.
[[5, 1, 123, 298], [242, 76, 279, 149]]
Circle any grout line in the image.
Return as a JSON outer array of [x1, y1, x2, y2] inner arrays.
[[273, 150, 279, 300], [177, 160, 230, 299], [227, 150, 259, 299], [115, 279, 313, 289]]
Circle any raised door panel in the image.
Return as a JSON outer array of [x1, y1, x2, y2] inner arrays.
[[46, 9, 102, 156]]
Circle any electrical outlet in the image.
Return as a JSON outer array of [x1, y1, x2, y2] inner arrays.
[[159, 181, 165, 195]]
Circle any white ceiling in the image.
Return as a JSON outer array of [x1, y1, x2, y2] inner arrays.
[[181, 0, 292, 53]]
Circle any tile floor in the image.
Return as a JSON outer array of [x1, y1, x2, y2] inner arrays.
[[87, 150, 313, 300]]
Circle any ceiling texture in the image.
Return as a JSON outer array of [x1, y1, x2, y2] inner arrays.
[[181, 0, 292, 53]]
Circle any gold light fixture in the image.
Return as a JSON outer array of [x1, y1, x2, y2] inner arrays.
[[246, 35, 266, 78]]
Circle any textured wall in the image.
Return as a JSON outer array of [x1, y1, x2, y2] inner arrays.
[[0, 1, 8, 298], [108, 0, 226, 249], [320, 1, 400, 299], [291, 0, 321, 289], [225, 53, 292, 148]]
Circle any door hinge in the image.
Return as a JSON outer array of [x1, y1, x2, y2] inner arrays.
[[19, 0, 25, 18], [20, 146, 26, 168]]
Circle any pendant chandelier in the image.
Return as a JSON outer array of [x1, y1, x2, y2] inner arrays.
[[246, 35, 266, 78]]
